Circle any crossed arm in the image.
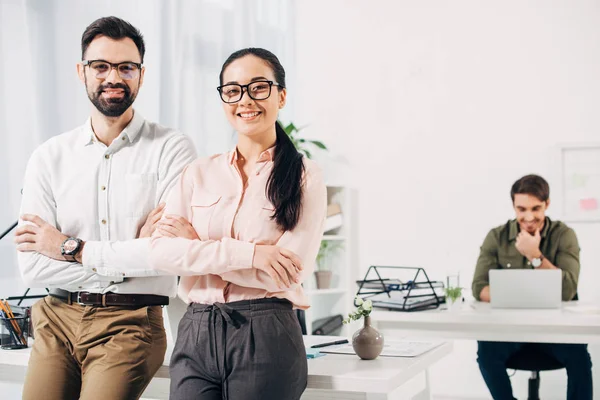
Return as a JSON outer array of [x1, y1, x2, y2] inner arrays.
[[16, 135, 196, 288], [149, 163, 327, 291]]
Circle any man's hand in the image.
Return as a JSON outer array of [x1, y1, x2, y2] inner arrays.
[[15, 214, 68, 260], [479, 286, 491, 302], [139, 203, 166, 238], [252, 245, 303, 289], [515, 228, 542, 260], [157, 215, 199, 240]]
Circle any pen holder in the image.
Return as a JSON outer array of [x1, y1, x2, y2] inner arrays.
[[0, 313, 30, 349]]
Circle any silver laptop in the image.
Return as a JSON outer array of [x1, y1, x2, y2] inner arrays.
[[489, 269, 562, 309]]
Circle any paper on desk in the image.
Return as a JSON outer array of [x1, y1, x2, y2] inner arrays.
[[319, 339, 444, 357]]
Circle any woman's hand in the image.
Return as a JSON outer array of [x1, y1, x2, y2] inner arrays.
[[253, 245, 303, 289], [157, 215, 200, 240], [138, 203, 165, 238]]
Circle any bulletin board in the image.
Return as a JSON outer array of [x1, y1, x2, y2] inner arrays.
[[557, 143, 600, 222]]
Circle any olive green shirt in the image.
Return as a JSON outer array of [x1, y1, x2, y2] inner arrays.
[[472, 217, 580, 301]]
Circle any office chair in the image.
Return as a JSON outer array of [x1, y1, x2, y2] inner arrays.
[[505, 343, 564, 400], [296, 309, 307, 335], [505, 294, 578, 400]]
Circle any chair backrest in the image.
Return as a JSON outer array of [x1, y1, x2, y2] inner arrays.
[[296, 309, 307, 335], [505, 343, 564, 371]]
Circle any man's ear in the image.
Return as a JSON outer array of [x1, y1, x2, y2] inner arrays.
[[545, 199, 551, 210], [76, 63, 85, 84], [138, 66, 146, 89]]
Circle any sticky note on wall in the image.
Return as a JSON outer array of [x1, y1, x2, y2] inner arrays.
[[580, 198, 598, 211]]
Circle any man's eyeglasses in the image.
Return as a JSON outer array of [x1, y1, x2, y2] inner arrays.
[[217, 80, 282, 104], [82, 60, 142, 80]]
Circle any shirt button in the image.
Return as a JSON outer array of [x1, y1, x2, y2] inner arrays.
[[104, 154, 110, 159], [101, 219, 107, 224], [121, 136, 126, 141], [92, 268, 97, 272], [101, 186, 106, 191], [507, 263, 511, 268]]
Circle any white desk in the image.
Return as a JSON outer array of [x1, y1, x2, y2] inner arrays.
[[371, 300, 600, 344], [0, 336, 452, 400]]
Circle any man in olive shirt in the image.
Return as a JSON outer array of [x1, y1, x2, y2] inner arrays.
[[472, 174, 592, 400]]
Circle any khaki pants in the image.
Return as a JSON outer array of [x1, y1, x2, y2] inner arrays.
[[22, 296, 167, 400]]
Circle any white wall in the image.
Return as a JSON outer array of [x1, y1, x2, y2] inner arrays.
[[294, 1, 600, 399]]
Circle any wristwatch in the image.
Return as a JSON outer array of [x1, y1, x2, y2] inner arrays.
[[61, 237, 83, 262], [531, 253, 544, 268]]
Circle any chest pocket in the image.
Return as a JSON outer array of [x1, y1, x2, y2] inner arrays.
[[498, 254, 526, 269], [126, 173, 158, 217], [191, 192, 221, 240], [243, 198, 282, 241]]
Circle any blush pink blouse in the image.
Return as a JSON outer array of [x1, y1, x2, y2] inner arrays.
[[150, 147, 327, 309]]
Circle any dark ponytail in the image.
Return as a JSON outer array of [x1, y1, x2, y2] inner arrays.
[[220, 48, 304, 231], [269, 121, 305, 231]]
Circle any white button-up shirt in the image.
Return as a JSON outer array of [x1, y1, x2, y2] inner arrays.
[[18, 111, 197, 296]]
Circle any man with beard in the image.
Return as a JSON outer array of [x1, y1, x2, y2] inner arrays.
[[15, 16, 196, 400], [472, 174, 592, 400]]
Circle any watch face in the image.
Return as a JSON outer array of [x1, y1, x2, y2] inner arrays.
[[63, 239, 78, 254], [532, 258, 542, 267]]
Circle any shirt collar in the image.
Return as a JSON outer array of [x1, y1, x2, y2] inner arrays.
[[228, 145, 276, 165], [79, 110, 144, 147], [508, 217, 551, 240], [80, 118, 95, 147]]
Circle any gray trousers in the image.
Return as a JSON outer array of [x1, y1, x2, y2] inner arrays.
[[170, 298, 307, 400]]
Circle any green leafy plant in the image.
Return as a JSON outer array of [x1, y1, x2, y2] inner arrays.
[[444, 287, 463, 303], [279, 121, 327, 159], [316, 240, 343, 271], [343, 297, 373, 324]]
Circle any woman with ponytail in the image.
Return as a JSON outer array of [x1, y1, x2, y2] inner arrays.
[[149, 48, 326, 399]]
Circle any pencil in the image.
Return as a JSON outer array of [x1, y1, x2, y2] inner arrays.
[[5, 301, 26, 345]]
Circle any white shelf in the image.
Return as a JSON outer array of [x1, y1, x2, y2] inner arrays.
[[322, 234, 346, 241], [305, 288, 347, 296], [305, 185, 356, 337]]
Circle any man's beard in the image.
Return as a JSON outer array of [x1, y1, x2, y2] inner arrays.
[[87, 81, 137, 117]]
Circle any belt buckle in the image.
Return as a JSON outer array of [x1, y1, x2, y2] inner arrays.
[[76, 292, 84, 305]]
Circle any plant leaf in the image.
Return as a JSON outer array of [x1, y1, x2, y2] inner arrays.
[[309, 140, 327, 150], [284, 122, 298, 136], [303, 149, 312, 159]]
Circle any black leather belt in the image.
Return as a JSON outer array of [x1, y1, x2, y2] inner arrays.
[[49, 289, 169, 307]]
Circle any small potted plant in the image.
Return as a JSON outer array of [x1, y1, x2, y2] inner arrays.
[[343, 297, 384, 360], [314, 240, 343, 289], [279, 120, 327, 159], [444, 286, 463, 312]]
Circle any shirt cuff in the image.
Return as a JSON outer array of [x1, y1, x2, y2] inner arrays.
[[226, 239, 255, 270], [81, 241, 125, 280], [81, 240, 102, 271]]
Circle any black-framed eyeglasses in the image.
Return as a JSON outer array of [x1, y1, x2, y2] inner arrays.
[[82, 60, 143, 80], [217, 80, 283, 104]]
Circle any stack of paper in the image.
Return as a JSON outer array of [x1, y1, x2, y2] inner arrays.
[[319, 339, 444, 358]]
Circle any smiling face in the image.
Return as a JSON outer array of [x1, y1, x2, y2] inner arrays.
[[220, 54, 286, 140], [513, 193, 549, 234], [77, 35, 145, 117]]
